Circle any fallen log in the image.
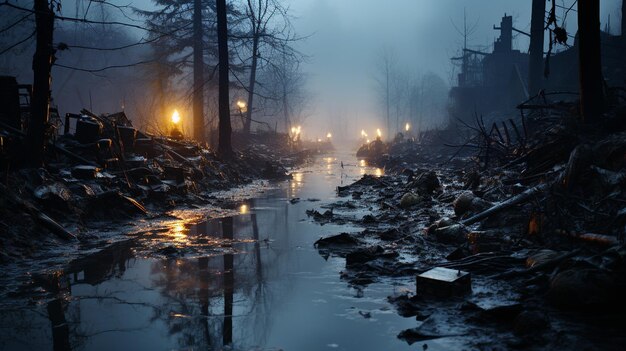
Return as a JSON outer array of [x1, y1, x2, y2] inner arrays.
[[0, 183, 77, 241], [491, 249, 582, 279], [461, 183, 550, 226], [557, 230, 620, 246]]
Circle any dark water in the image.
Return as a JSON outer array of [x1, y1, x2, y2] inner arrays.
[[0, 153, 422, 351]]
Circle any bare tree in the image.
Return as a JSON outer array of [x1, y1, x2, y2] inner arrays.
[[217, 0, 232, 157], [239, 0, 300, 136], [255, 49, 308, 132], [373, 49, 395, 139], [622, 0, 626, 36], [578, 0, 604, 122], [528, 0, 546, 95], [192, 0, 205, 141]]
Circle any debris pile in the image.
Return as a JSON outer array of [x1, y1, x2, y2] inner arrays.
[[312, 99, 626, 349], [0, 108, 309, 262]]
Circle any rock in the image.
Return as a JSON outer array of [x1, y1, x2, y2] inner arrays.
[[428, 221, 468, 244], [346, 245, 384, 266], [410, 171, 441, 194], [314, 233, 361, 249], [547, 268, 617, 309], [453, 191, 492, 216], [400, 192, 422, 208], [435, 224, 468, 244]]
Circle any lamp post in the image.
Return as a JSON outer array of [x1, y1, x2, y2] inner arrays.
[[170, 109, 183, 140], [236, 100, 247, 130]]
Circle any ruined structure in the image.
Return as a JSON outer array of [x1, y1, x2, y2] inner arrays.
[[449, 15, 529, 121], [449, 13, 626, 122]]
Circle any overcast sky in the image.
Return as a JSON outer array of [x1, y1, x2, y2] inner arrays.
[[282, 0, 623, 139], [126, 0, 623, 138]]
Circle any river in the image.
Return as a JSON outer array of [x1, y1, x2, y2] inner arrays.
[[0, 151, 421, 351]]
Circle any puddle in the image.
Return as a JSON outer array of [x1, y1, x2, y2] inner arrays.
[[0, 152, 420, 351]]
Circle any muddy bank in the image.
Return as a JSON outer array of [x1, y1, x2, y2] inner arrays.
[[0, 116, 317, 264], [310, 108, 626, 349]]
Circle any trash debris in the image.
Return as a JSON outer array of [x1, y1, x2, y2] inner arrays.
[[416, 267, 471, 297]]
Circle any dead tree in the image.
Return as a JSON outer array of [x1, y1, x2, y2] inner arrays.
[[241, 0, 299, 136], [28, 0, 55, 166], [528, 0, 546, 95], [578, 0, 604, 122], [217, 0, 232, 157], [623, 0, 626, 36], [193, 0, 205, 142]]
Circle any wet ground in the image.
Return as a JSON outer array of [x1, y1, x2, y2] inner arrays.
[[0, 152, 429, 351]]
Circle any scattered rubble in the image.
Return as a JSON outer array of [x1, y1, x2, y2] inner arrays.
[[0, 109, 312, 262], [309, 99, 626, 349]]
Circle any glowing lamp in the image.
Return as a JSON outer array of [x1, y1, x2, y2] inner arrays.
[[171, 110, 181, 124], [405, 123, 410, 132]]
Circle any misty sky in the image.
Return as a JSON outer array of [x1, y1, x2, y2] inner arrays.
[[282, 0, 622, 139], [72, 0, 624, 138]]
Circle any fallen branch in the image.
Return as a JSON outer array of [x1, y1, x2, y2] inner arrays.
[[0, 183, 77, 241], [491, 249, 582, 279], [461, 183, 550, 226]]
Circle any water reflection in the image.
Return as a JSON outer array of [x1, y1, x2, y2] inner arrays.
[[0, 152, 415, 351], [357, 158, 384, 177]]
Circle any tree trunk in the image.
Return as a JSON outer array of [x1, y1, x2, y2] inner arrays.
[[528, 0, 546, 95], [28, 0, 54, 166], [282, 89, 291, 132], [385, 65, 390, 139], [217, 0, 232, 157], [578, 0, 604, 122], [193, 0, 205, 142], [244, 34, 259, 135], [622, 0, 626, 36]]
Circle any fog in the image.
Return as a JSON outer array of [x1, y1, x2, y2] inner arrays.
[[1, 0, 623, 142], [288, 0, 622, 140]]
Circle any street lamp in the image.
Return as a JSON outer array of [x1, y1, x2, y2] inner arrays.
[[170, 109, 183, 139], [236, 100, 247, 112]]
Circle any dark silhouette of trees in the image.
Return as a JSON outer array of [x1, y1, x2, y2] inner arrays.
[[577, 0, 604, 122], [240, 0, 299, 136], [622, 0, 625, 36], [27, 0, 55, 166], [528, 0, 546, 95], [217, 0, 232, 157], [137, 0, 221, 142], [193, 0, 205, 141]]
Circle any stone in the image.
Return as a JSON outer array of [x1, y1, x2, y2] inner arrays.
[[400, 192, 421, 208]]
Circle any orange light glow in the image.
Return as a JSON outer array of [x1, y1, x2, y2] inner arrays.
[[171, 110, 181, 124], [376, 128, 382, 138]]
